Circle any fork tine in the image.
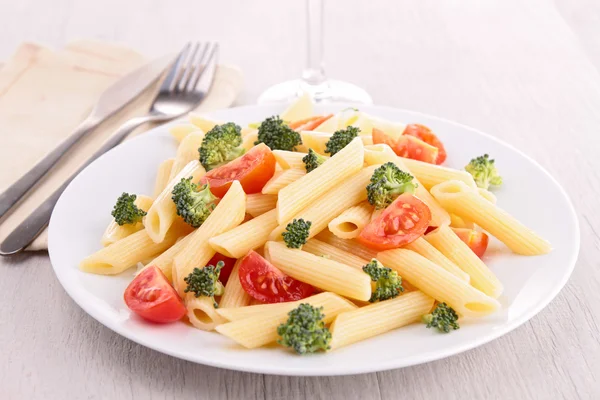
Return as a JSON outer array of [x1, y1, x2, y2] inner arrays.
[[190, 43, 219, 94], [186, 42, 211, 92], [159, 42, 192, 93], [177, 42, 202, 92]]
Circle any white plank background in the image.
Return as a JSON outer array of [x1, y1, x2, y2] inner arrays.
[[2, 0, 600, 399]]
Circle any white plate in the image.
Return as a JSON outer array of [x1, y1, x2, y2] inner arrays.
[[48, 104, 579, 376]]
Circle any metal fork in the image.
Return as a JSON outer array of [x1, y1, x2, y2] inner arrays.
[[0, 42, 219, 255]]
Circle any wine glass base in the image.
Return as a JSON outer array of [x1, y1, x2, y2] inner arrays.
[[257, 79, 373, 105]]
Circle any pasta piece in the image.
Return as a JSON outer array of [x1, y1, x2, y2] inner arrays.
[[301, 131, 372, 155], [185, 294, 227, 331], [400, 157, 477, 189], [219, 260, 252, 309], [280, 92, 314, 121], [140, 230, 194, 281], [245, 193, 277, 217], [449, 213, 474, 229], [169, 123, 202, 142], [316, 230, 378, 261], [430, 180, 552, 255], [329, 291, 435, 350], [80, 226, 185, 275], [377, 249, 500, 317], [189, 113, 221, 132], [172, 181, 246, 295], [276, 137, 364, 224], [153, 158, 175, 198], [477, 188, 497, 204], [264, 241, 372, 301], [425, 225, 503, 297], [404, 237, 470, 282], [241, 127, 258, 137], [101, 195, 153, 246], [168, 131, 205, 181], [302, 238, 369, 270], [209, 209, 278, 258], [262, 169, 306, 195], [145, 160, 205, 243], [217, 292, 356, 321], [270, 166, 377, 241], [328, 201, 373, 239], [242, 130, 259, 151], [272, 150, 309, 170], [362, 144, 450, 227], [215, 292, 356, 348]]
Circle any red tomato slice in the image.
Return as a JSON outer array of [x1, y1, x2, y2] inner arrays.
[[403, 124, 447, 164], [238, 250, 314, 303], [372, 127, 398, 149], [451, 227, 489, 258], [124, 266, 186, 323], [288, 114, 333, 131], [358, 193, 431, 251], [207, 253, 236, 285], [200, 143, 276, 197], [394, 135, 439, 164]]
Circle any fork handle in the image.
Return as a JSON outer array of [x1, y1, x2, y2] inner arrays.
[[0, 114, 165, 256], [0, 115, 101, 219]]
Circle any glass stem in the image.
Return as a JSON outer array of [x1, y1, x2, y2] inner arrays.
[[302, 0, 326, 86]]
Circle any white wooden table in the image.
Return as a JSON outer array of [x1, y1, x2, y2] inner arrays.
[[2, 1, 600, 398]]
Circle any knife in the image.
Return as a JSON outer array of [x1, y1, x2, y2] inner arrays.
[[0, 54, 175, 219]]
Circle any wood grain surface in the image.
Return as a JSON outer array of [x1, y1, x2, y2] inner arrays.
[[1, 0, 600, 399]]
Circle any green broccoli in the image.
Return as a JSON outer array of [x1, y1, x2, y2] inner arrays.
[[282, 218, 311, 249], [198, 122, 245, 171], [366, 162, 416, 209], [277, 303, 331, 354], [324, 126, 360, 156], [255, 116, 302, 151], [111, 192, 147, 226], [171, 177, 218, 228], [183, 261, 225, 307], [422, 302, 460, 333], [302, 148, 327, 172], [362, 259, 404, 302], [465, 154, 502, 189]]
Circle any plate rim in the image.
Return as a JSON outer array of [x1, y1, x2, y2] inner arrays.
[[48, 103, 580, 376]]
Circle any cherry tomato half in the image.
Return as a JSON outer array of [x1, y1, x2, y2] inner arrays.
[[358, 193, 431, 251], [372, 127, 443, 164], [238, 250, 314, 303], [200, 143, 276, 197], [403, 124, 447, 164], [207, 253, 237, 285], [451, 227, 489, 258], [124, 266, 186, 323]]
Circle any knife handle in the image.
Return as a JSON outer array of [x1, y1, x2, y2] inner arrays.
[[0, 114, 165, 255], [0, 115, 100, 219]]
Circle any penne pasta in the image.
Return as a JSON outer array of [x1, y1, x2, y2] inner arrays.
[[400, 157, 477, 190], [329, 291, 435, 350], [139, 230, 194, 281], [209, 209, 278, 258], [153, 158, 175, 198], [169, 123, 202, 142], [404, 237, 470, 282], [316, 230, 378, 261], [425, 225, 503, 298], [185, 293, 227, 331], [449, 213, 475, 229], [328, 201, 373, 239], [477, 187, 497, 204], [168, 131, 205, 181], [241, 130, 259, 151], [145, 160, 205, 243], [264, 241, 372, 301], [377, 249, 501, 317], [302, 238, 369, 270], [272, 150, 310, 170], [245, 193, 277, 217], [270, 165, 377, 241], [276, 137, 364, 224], [219, 260, 252, 309], [430, 180, 551, 255], [215, 292, 356, 348], [262, 168, 306, 195], [189, 113, 221, 132], [300, 131, 373, 155], [101, 195, 154, 246], [172, 181, 246, 295]]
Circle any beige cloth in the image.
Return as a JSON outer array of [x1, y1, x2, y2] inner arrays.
[[0, 40, 244, 251]]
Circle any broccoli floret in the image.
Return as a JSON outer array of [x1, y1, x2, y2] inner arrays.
[[111, 192, 147, 226], [183, 261, 225, 307], [282, 218, 311, 248], [362, 259, 404, 302], [198, 122, 245, 171], [422, 303, 460, 333], [366, 162, 416, 209], [302, 148, 327, 172], [277, 304, 331, 354], [255, 116, 302, 151], [465, 154, 502, 190], [324, 126, 360, 156], [171, 177, 217, 228]]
